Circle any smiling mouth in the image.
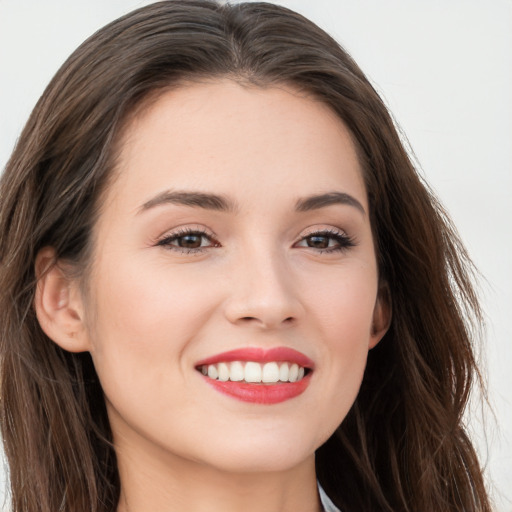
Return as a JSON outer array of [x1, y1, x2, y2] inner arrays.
[[195, 347, 314, 404], [197, 361, 309, 384]]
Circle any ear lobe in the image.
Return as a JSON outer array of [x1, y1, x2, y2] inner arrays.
[[34, 247, 90, 353], [369, 281, 392, 349]]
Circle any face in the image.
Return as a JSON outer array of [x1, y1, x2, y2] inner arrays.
[[78, 80, 388, 474]]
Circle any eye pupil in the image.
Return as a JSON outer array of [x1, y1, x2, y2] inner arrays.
[[178, 234, 202, 248], [307, 235, 329, 249]]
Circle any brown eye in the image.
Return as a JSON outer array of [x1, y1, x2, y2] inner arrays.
[[306, 235, 330, 249], [295, 230, 356, 253], [177, 234, 204, 248], [157, 229, 219, 253]]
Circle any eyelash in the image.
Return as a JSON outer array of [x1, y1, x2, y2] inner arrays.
[[156, 227, 219, 254], [156, 228, 356, 255], [295, 228, 356, 253]]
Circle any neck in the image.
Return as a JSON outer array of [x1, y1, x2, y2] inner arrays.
[[115, 434, 322, 512]]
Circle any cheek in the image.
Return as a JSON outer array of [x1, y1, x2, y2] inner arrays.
[[84, 254, 221, 398], [309, 262, 377, 341], [305, 266, 377, 429], [90, 253, 217, 345], [83, 258, 221, 443]]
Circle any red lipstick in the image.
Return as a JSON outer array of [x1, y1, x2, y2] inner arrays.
[[196, 347, 314, 405], [202, 374, 312, 404], [195, 347, 314, 368]]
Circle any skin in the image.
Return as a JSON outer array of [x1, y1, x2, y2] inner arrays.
[[36, 80, 390, 512]]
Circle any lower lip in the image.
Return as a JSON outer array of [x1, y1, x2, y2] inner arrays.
[[201, 373, 312, 404]]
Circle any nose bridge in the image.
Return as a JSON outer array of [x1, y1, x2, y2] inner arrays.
[[224, 241, 301, 328]]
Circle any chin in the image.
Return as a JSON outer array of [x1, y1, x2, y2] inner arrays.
[[202, 447, 313, 475], [189, 426, 323, 474]]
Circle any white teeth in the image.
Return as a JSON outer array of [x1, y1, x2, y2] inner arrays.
[[229, 361, 244, 381], [289, 363, 299, 382], [244, 362, 262, 383], [200, 361, 308, 384], [207, 365, 218, 380], [262, 362, 280, 383], [279, 363, 289, 382], [218, 362, 229, 381]]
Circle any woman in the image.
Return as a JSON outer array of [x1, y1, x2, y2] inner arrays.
[[0, 1, 491, 511]]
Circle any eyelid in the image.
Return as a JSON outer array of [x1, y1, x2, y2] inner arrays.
[[296, 225, 351, 243], [154, 224, 216, 241], [299, 225, 347, 237]]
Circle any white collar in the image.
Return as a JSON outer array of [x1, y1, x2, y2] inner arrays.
[[318, 482, 342, 512]]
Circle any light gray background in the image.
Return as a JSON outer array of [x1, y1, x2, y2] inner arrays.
[[1, 1, 511, 510]]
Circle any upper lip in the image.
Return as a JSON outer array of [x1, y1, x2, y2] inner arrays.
[[195, 347, 315, 369]]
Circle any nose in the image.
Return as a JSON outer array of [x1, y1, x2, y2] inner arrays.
[[223, 248, 303, 330]]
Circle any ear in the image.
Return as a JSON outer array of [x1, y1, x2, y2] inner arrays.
[[34, 247, 91, 353], [369, 281, 392, 349]]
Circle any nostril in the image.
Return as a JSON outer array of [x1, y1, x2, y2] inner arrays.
[[240, 316, 296, 326]]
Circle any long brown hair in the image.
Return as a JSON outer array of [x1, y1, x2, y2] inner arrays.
[[0, 1, 490, 510]]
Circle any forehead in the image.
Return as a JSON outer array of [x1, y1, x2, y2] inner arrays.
[[110, 79, 366, 211]]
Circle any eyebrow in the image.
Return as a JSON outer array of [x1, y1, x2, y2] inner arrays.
[[295, 192, 366, 215], [139, 190, 365, 215], [139, 191, 237, 213]]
